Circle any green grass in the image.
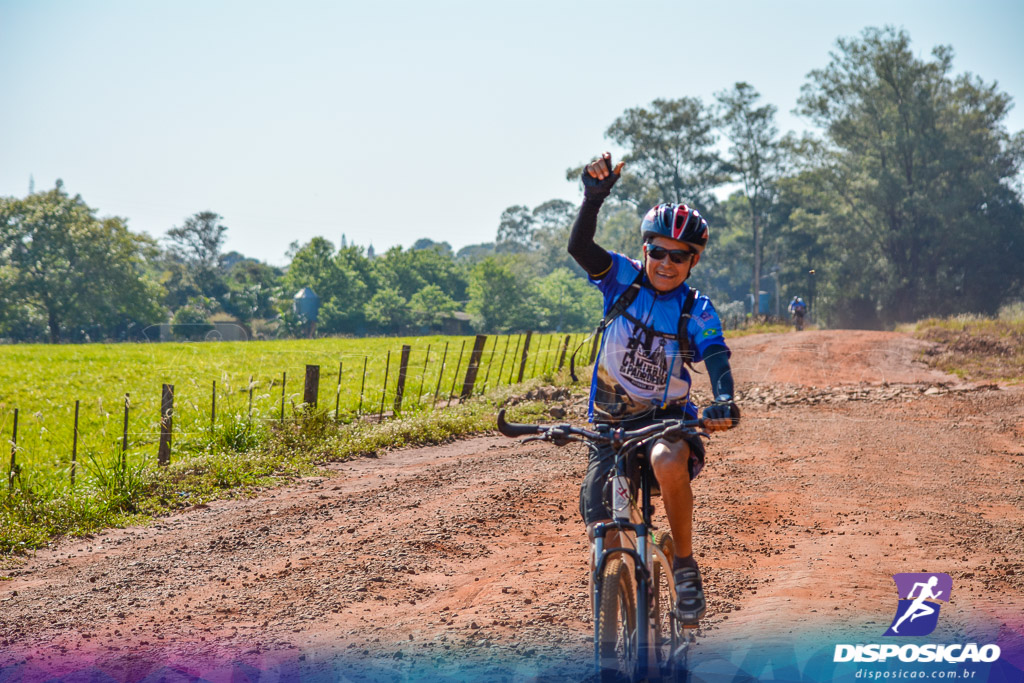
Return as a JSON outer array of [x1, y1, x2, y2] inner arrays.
[[0, 332, 590, 487], [0, 373, 571, 554], [724, 320, 802, 338], [0, 332, 589, 553]]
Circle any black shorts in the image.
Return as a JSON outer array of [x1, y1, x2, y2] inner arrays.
[[578, 419, 706, 525]]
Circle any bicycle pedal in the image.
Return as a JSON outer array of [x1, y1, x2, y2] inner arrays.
[[672, 608, 704, 629]]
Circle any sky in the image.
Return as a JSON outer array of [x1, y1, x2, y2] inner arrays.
[[2, 0, 1023, 267]]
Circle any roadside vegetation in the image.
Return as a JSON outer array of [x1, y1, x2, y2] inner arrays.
[[912, 303, 1024, 383], [0, 369, 563, 556]]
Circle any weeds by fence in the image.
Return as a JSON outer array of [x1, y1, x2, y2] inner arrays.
[[1, 332, 592, 497]]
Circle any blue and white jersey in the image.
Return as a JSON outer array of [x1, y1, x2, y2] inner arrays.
[[588, 252, 728, 422]]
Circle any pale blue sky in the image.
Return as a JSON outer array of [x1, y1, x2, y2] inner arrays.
[[2, 0, 1022, 266]]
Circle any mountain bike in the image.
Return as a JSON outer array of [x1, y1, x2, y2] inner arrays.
[[497, 409, 707, 682]]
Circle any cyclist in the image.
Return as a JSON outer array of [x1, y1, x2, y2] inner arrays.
[[568, 152, 739, 627], [789, 296, 806, 330]]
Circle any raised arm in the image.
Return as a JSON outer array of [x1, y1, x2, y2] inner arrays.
[[567, 153, 623, 278]]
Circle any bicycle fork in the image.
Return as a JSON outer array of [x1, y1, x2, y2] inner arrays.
[[592, 519, 655, 681]]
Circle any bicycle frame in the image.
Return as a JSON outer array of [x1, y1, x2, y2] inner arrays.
[[591, 443, 676, 680]]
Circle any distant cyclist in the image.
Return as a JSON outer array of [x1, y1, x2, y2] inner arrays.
[[789, 296, 806, 331], [568, 152, 739, 627]]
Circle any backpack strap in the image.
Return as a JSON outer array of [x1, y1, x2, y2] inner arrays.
[[570, 269, 644, 381], [676, 288, 698, 364]]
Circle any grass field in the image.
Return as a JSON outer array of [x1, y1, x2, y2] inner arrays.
[[0, 332, 591, 491]]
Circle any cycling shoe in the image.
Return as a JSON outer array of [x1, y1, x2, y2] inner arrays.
[[673, 566, 706, 627]]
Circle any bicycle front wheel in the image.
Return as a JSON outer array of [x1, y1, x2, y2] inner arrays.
[[652, 531, 689, 681], [597, 557, 638, 680]]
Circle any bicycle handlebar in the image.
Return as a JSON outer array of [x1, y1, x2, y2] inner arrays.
[[496, 408, 705, 447]]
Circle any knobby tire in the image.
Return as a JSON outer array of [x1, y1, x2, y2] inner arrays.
[[597, 557, 637, 681], [651, 531, 689, 682]]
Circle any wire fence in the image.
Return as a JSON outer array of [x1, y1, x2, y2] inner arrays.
[[2, 332, 594, 492]]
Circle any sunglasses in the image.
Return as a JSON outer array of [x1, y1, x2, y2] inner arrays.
[[646, 244, 696, 264]]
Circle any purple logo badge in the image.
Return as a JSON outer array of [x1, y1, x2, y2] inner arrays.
[[884, 573, 951, 637]]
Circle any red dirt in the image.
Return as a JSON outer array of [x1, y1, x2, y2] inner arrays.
[[2, 330, 1022, 679]]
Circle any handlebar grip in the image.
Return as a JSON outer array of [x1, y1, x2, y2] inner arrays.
[[496, 408, 542, 437]]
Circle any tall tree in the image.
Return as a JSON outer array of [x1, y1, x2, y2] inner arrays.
[[496, 205, 536, 253], [796, 26, 1024, 322], [166, 211, 229, 302], [0, 182, 164, 342], [717, 82, 785, 309], [604, 97, 727, 211]]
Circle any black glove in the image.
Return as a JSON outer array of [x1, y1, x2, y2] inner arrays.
[[702, 396, 740, 429], [582, 154, 620, 202]]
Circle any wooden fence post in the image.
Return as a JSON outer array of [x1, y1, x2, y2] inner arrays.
[[589, 331, 601, 364], [71, 400, 80, 487], [304, 364, 320, 408], [248, 375, 254, 423], [394, 345, 411, 413], [122, 393, 130, 468], [7, 408, 17, 491], [157, 384, 174, 467], [517, 331, 534, 383], [460, 335, 488, 400], [211, 380, 217, 433], [558, 334, 571, 370]]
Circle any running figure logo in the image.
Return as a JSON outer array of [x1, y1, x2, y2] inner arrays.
[[884, 573, 952, 637]]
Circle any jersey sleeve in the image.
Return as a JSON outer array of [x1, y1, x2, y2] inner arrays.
[[589, 252, 641, 314], [686, 295, 729, 363]]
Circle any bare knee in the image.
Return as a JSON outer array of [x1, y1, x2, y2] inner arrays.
[[650, 439, 690, 480]]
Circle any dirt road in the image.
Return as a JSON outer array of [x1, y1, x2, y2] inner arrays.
[[2, 331, 1022, 681]]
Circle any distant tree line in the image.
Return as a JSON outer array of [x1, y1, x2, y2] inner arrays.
[[1, 26, 1021, 342]]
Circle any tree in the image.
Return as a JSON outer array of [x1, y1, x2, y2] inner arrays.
[[364, 287, 410, 334], [165, 211, 229, 302], [456, 242, 496, 262], [409, 284, 458, 328], [371, 246, 469, 303], [222, 259, 282, 323], [717, 82, 785, 309], [411, 238, 454, 258], [0, 182, 165, 342], [534, 268, 602, 331], [466, 257, 538, 332], [496, 205, 536, 253], [283, 238, 371, 334], [796, 26, 1024, 322], [603, 97, 727, 211]]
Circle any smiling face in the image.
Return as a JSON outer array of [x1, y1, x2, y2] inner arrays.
[[643, 235, 702, 292]]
